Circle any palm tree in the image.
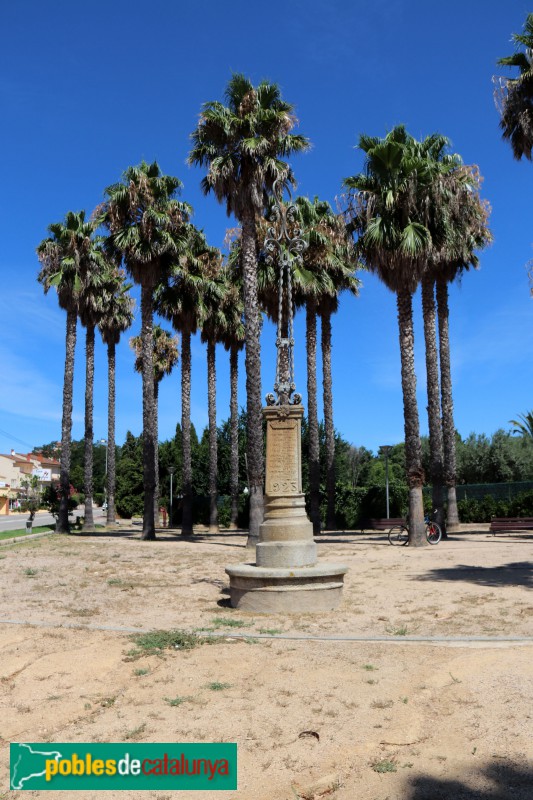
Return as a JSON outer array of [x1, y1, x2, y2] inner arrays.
[[294, 196, 360, 533], [510, 411, 533, 439], [101, 162, 190, 540], [219, 266, 245, 528], [37, 211, 104, 533], [495, 13, 533, 160], [434, 167, 492, 529], [199, 252, 227, 533], [344, 126, 437, 546], [78, 254, 112, 532], [155, 225, 214, 536], [131, 325, 179, 527], [97, 271, 135, 526], [188, 74, 310, 547]]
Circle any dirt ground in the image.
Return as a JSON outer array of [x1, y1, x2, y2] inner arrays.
[[1, 524, 532, 799]]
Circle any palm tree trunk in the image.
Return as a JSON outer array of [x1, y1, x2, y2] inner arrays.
[[229, 345, 239, 528], [241, 208, 264, 548], [106, 341, 116, 525], [436, 276, 460, 530], [140, 283, 156, 540], [181, 328, 194, 536], [421, 274, 446, 536], [207, 339, 219, 532], [306, 299, 321, 535], [83, 323, 95, 532], [396, 287, 426, 546], [321, 308, 336, 530], [154, 380, 160, 530], [57, 308, 77, 534]]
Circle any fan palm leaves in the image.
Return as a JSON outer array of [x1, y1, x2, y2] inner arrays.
[[101, 161, 190, 540], [509, 411, 533, 439], [37, 210, 106, 533], [495, 13, 533, 160], [189, 73, 310, 546]]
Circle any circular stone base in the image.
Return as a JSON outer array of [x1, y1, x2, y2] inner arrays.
[[225, 563, 348, 613]]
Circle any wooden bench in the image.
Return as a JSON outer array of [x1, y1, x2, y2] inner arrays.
[[490, 517, 533, 535], [361, 518, 407, 533]]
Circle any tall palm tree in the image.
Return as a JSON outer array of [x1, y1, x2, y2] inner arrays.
[[78, 255, 112, 532], [101, 162, 190, 540], [344, 126, 438, 546], [37, 211, 104, 534], [188, 74, 310, 547], [219, 265, 245, 528], [495, 13, 533, 160], [131, 325, 179, 527], [97, 271, 135, 526], [155, 225, 214, 536], [294, 196, 360, 533], [199, 252, 227, 533], [433, 166, 492, 530]]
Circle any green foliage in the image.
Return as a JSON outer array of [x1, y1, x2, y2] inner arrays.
[[115, 432, 144, 519], [458, 488, 533, 522], [41, 484, 77, 519]]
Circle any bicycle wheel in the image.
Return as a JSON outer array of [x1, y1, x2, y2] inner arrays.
[[426, 521, 442, 544], [388, 525, 409, 546]]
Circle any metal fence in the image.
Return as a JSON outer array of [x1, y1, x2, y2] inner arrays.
[[424, 482, 533, 502]]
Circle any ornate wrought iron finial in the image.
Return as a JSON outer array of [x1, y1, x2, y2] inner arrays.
[[263, 180, 307, 406]]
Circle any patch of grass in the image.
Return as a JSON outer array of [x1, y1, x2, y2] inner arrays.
[[125, 629, 205, 660], [206, 682, 232, 691], [362, 663, 378, 671], [0, 525, 55, 541], [124, 723, 146, 740], [84, 703, 92, 710], [243, 637, 259, 644], [164, 696, 191, 707], [100, 696, 116, 708], [107, 578, 123, 586], [211, 617, 251, 629], [133, 668, 149, 677], [365, 679, 377, 685], [23, 568, 37, 577], [259, 628, 283, 635], [371, 758, 397, 773], [386, 625, 408, 636], [400, 696, 409, 704]]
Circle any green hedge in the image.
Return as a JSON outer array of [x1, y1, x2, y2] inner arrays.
[[457, 489, 533, 523]]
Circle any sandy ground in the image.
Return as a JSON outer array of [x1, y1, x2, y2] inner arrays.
[[0, 524, 532, 799]]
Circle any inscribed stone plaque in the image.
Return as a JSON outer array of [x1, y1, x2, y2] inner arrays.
[[265, 419, 299, 496]]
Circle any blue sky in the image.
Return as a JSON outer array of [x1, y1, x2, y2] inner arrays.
[[0, 0, 531, 456]]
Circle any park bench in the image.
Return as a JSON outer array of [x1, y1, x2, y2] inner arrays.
[[489, 517, 533, 535], [361, 518, 407, 533]]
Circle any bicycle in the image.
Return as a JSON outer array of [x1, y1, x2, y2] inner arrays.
[[388, 515, 442, 546]]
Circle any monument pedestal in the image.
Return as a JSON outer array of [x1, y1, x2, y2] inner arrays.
[[226, 405, 347, 613]]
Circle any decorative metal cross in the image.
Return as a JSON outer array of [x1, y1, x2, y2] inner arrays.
[[263, 181, 307, 406]]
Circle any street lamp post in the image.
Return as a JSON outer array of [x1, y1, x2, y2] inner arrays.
[[168, 467, 176, 529], [380, 446, 392, 519]]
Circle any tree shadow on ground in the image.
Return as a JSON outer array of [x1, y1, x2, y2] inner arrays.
[[415, 562, 533, 589], [405, 761, 533, 799]]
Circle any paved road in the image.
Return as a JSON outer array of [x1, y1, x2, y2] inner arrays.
[[0, 511, 57, 533]]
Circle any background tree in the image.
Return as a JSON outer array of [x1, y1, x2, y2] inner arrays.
[[37, 210, 102, 533], [509, 411, 533, 440], [188, 73, 310, 547], [102, 161, 190, 539]]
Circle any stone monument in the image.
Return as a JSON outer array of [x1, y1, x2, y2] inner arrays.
[[225, 186, 347, 613]]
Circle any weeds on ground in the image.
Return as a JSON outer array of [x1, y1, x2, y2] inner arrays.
[[371, 758, 397, 773], [164, 696, 192, 707], [211, 617, 251, 629], [206, 682, 232, 691], [125, 629, 216, 661]]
